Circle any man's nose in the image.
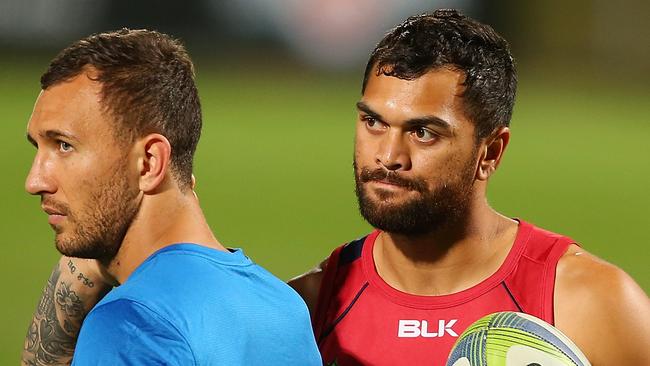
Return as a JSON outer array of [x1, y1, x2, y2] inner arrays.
[[25, 153, 56, 196], [376, 131, 411, 171]]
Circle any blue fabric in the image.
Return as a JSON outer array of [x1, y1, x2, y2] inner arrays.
[[72, 244, 321, 365]]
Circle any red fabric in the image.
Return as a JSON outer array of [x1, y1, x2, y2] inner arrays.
[[314, 220, 574, 366]]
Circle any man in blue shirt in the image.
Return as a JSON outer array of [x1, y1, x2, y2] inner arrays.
[[73, 244, 319, 365], [22, 29, 320, 365]]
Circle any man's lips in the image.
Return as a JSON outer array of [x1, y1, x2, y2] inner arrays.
[[42, 205, 67, 225], [368, 179, 410, 189], [42, 206, 64, 215]]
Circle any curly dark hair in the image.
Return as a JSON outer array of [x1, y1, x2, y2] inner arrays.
[[362, 9, 517, 139], [41, 28, 201, 190]]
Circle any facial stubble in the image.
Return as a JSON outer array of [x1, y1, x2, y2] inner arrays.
[[354, 155, 476, 236], [54, 162, 140, 262]]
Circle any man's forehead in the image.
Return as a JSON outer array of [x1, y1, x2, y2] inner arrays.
[[28, 73, 109, 138], [360, 68, 468, 124], [39, 73, 103, 108], [364, 67, 465, 99]]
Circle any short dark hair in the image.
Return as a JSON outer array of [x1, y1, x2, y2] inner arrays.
[[362, 9, 517, 139], [41, 28, 201, 190]]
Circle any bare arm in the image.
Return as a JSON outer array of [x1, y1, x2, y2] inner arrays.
[[555, 245, 650, 365], [288, 257, 328, 315], [21, 257, 114, 366]]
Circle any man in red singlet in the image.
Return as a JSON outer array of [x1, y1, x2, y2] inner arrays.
[[289, 9, 650, 365]]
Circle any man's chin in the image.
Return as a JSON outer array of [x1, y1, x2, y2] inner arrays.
[[54, 242, 87, 258], [54, 238, 110, 260]]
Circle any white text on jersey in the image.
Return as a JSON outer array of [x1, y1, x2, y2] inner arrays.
[[397, 319, 459, 338]]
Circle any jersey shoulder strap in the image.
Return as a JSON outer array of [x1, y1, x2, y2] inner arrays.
[[312, 236, 367, 341], [505, 222, 574, 324]]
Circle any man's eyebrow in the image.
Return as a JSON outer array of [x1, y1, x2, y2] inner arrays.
[[356, 102, 383, 121], [27, 129, 79, 146], [403, 115, 452, 132], [357, 101, 453, 133], [44, 129, 78, 142]]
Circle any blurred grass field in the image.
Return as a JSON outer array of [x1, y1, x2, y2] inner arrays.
[[0, 59, 648, 362]]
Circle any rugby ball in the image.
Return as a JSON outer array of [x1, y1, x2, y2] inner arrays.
[[446, 312, 591, 366]]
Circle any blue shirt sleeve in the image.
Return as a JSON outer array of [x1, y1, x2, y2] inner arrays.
[[72, 299, 195, 365]]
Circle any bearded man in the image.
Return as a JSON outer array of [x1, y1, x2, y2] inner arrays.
[[289, 9, 650, 365]]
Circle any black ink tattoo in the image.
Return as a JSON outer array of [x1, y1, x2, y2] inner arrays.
[[76, 273, 94, 288], [22, 265, 81, 366], [69, 259, 94, 287], [67, 260, 76, 274], [56, 283, 83, 318]]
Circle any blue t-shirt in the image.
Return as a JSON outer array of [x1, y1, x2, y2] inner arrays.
[[72, 244, 321, 365]]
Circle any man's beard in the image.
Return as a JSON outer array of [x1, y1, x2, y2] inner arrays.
[[354, 158, 476, 236], [46, 166, 140, 261]]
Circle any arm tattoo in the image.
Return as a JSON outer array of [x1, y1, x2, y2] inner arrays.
[[22, 265, 85, 366], [68, 260, 95, 288]]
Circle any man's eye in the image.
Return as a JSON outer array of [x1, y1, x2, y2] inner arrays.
[[59, 141, 73, 152], [363, 116, 382, 130], [412, 127, 437, 142]]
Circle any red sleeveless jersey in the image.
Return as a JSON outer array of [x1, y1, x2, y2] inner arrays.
[[313, 220, 573, 366]]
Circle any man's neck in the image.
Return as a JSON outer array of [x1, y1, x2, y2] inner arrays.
[[373, 204, 518, 296], [104, 188, 224, 284]]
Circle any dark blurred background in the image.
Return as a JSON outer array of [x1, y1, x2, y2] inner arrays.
[[2, 0, 648, 76], [1, 0, 648, 362]]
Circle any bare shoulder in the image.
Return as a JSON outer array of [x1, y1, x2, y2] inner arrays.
[[554, 244, 650, 364], [288, 256, 329, 315]]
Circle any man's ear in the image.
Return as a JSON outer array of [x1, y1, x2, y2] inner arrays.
[[136, 133, 172, 193], [477, 127, 510, 181]]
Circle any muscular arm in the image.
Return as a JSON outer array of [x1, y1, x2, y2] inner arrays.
[[288, 257, 328, 315], [21, 257, 113, 366], [555, 245, 650, 365]]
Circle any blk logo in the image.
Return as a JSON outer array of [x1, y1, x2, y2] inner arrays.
[[397, 319, 458, 338]]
